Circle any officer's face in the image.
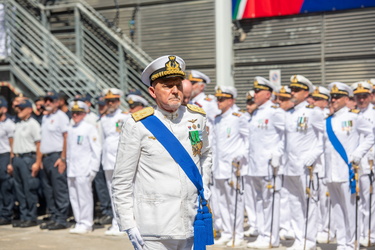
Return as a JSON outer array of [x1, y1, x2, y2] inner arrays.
[[17, 107, 32, 120], [105, 98, 120, 114], [312, 97, 329, 109], [149, 77, 183, 112], [331, 94, 349, 112], [354, 93, 371, 110], [276, 96, 294, 111], [44, 98, 58, 113], [290, 87, 309, 105], [191, 82, 205, 99], [217, 97, 234, 114], [72, 111, 86, 124], [254, 89, 271, 106]]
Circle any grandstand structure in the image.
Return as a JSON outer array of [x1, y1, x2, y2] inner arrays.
[[0, 0, 374, 108]]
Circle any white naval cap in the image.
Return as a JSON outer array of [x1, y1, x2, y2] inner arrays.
[[141, 55, 186, 86], [69, 100, 89, 112], [368, 79, 375, 86], [328, 82, 353, 97], [126, 94, 149, 106], [102, 88, 124, 99], [246, 90, 255, 100], [289, 75, 314, 93], [215, 85, 237, 99], [311, 86, 330, 100], [274, 85, 292, 98], [351, 81, 372, 95], [188, 70, 211, 84], [253, 76, 274, 91]]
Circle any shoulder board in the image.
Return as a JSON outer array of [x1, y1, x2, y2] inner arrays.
[[271, 105, 279, 109], [239, 109, 247, 113], [122, 111, 129, 114], [187, 104, 206, 115], [306, 104, 315, 109], [232, 112, 242, 117], [204, 96, 213, 101], [349, 109, 360, 114], [373, 106, 375, 110], [131, 107, 154, 122]]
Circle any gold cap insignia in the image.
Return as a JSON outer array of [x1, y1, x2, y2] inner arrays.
[[291, 75, 298, 83], [150, 56, 185, 82], [280, 86, 286, 93], [215, 87, 232, 98], [71, 101, 85, 112], [353, 83, 371, 94], [128, 98, 134, 104]]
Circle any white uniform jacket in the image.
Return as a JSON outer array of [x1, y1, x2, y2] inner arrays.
[[191, 92, 221, 123], [0, 117, 15, 154], [112, 105, 212, 240], [67, 120, 101, 177], [212, 106, 249, 179], [358, 103, 375, 175], [101, 108, 130, 170], [248, 100, 285, 176], [284, 101, 324, 176], [324, 107, 374, 183], [315, 108, 330, 178]]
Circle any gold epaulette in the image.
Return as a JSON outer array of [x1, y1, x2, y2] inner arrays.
[[373, 106, 375, 110], [187, 104, 206, 115], [306, 104, 315, 109], [232, 112, 242, 117], [239, 109, 247, 113], [271, 105, 279, 109], [122, 111, 129, 114], [349, 109, 360, 114], [131, 107, 154, 121]]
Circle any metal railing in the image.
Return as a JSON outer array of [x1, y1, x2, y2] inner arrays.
[[14, 0, 154, 105], [4, 0, 112, 100]]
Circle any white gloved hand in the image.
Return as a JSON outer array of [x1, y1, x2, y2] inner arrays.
[[304, 155, 316, 167], [88, 171, 97, 183], [270, 154, 281, 168], [126, 227, 144, 250], [350, 154, 361, 165]]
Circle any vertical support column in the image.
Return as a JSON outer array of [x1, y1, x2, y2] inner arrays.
[[118, 45, 128, 94], [215, 0, 234, 87], [320, 14, 326, 85], [75, 6, 82, 59]]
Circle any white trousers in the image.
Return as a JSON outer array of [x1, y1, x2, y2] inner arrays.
[[209, 182, 223, 231], [279, 180, 292, 233], [243, 175, 257, 230], [104, 169, 120, 230], [250, 176, 280, 246], [214, 178, 244, 240], [327, 182, 358, 250], [284, 175, 318, 248], [318, 178, 333, 235], [68, 176, 93, 230], [144, 238, 193, 250], [359, 174, 375, 243]]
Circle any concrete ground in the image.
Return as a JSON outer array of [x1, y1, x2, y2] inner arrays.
[[1, 221, 374, 250]]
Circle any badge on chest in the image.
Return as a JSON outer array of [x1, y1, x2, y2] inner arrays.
[[342, 120, 353, 134], [188, 119, 203, 156], [297, 116, 308, 131], [116, 119, 124, 133]]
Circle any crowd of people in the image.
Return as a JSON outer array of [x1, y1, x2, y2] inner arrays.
[[1, 54, 375, 250]]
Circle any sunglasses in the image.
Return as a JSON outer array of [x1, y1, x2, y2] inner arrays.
[[105, 98, 119, 103], [330, 94, 346, 100], [217, 97, 231, 102], [290, 87, 304, 93], [312, 97, 326, 101], [72, 111, 85, 115]]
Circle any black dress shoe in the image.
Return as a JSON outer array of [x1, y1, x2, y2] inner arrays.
[[48, 222, 67, 230], [20, 221, 38, 228], [40, 220, 55, 229], [12, 220, 25, 227], [0, 218, 11, 225]]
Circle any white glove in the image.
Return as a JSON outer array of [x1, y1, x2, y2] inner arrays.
[[126, 227, 144, 250], [89, 171, 97, 183], [350, 154, 361, 165], [270, 154, 280, 168], [304, 155, 316, 167]]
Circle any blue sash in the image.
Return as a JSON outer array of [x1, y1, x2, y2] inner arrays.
[[140, 114, 214, 249], [326, 116, 356, 194]]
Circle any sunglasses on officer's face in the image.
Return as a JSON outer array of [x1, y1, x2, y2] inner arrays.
[[330, 94, 346, 100], [217, 97, 231, 102], [72, 111, 85, 116], [105, 98, 119, 103], [312, 97, 325, 101], [290, 87, 304, 93]]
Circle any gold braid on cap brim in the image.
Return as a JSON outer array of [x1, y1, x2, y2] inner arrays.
[[289, 82, 309, 90], [188, 74, 204, 83], [71, 102, 86, 112], [215, 93, 233, 98], [150, 56, 185, 82], [311, 93, 329, 100], [330, 85, 348, 95], [353, 84, 371, 94], [275, 92, 292, 98]]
